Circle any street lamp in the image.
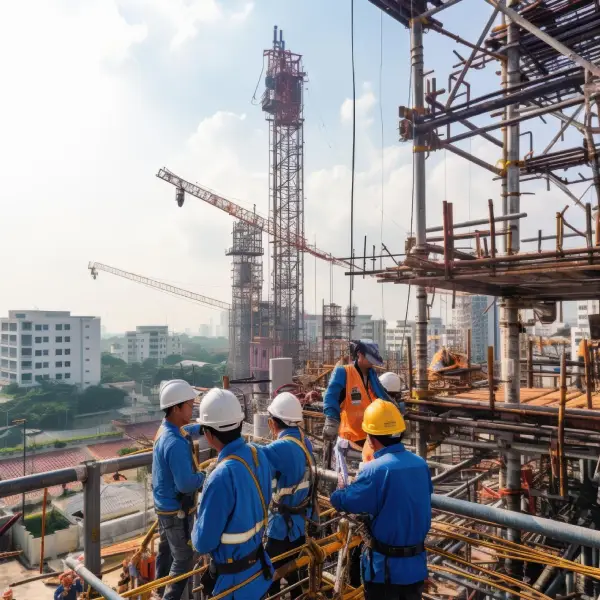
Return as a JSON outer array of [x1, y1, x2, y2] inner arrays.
[[12, 418, 26, 521]]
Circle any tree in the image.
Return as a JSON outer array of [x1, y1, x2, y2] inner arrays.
[[164, 354, 185, 366]]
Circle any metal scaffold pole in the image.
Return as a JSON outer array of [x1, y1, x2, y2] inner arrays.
[[500, 0, 522, 579], [411, 12, 428, 459]]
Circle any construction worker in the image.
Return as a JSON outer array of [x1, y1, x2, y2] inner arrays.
[[330, 399, 432, 600], [192, 388, 273, 599], [322, 340, 395, 487], [262, 392, 316, 599], [153, 379, 205, 600], [54, 572, 83, 600]]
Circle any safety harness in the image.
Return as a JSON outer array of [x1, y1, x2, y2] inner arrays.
[[212, 445, 271, 579], [154, 426, 200, 542], [271, 431, 319, 534]]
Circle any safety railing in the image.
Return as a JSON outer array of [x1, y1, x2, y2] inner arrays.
[[3, 450, 600, 597]]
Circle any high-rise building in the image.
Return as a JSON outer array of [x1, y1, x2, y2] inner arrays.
[[360, 319, 387, 356], [199, 324, 211, 337], [454, 295, 498, 363], [124, 326, 182, 365], [0, 310, 101, 388], [386, 320, 415, 361]]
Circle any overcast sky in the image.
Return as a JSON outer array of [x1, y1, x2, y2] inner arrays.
[[1, 0, 587, 333]]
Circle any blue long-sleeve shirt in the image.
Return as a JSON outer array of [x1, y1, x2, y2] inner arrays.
[[330, 443, 432, 585], [261, 427, 315, 542], [54, 580, 82, 600], [152, 419, 205, 512], [192, 437, 273, 599], [323, 363, 402, 421]]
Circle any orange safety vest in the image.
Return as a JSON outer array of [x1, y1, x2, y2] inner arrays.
[[339, 364, 378, 443]]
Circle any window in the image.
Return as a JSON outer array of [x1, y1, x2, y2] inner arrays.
[[21, 373, 32, 383], [85, 381, 90, 385], [21, 361, 31, 369], [9, 323, 17, 332], [43, 336, 49, 343], [1, 335, 7, 343], [65, 324, 71, 331], [65, 361, 71, 367], [15, 313, 26, 318], [43, 362, 49, 368], [56, 349, 63, 356], [35, 337, 42, 343], [9, 335, 16, 343], [56, 324, 63, 331], [35, 325, 42, 331], [43, 374, 49, 380], [42, 350, 49, 356], [85, 347, 90, 350], [85, 336, 89, 340], [21, 322, 32, 331], [35, 362, 42, 369], [35, 350, 42, 357], [56, 374, 63, 380], [65, 336, 71, 342], [21, 348, 32, 357], [85, 358, 90, 362], [21, 335, 32, 346], [85, 370, 90, 373], [56, 336, 62, 343], [1, 323, 7, 331], [65, 373, 71, 379], [85, 325, 89, 329], [56, 361, 62, 368], [65, 349, 71, 356], [43, 324, 48, 331]]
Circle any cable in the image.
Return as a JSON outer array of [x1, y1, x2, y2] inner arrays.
[[379, 10, 385, 324], [250, 55, 266, 106], [348, 0, 356, 341]]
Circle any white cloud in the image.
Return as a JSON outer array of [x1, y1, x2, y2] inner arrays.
[[144, 0, 254, 48], [340, 83, 377, 125]]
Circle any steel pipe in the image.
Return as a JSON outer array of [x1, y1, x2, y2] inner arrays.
[[65, 557, 125, 600], [431, 457, 484, 484], [426, 212, 527, 233]]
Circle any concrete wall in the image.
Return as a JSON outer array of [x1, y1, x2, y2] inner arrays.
[[77, 509, 156, 546], [12, 520, 79, 566]]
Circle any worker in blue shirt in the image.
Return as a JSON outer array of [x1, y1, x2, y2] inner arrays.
[[262, 392, 316, 599], [53, 571, 82, 600], [153, 379, 206, 600], [330, 399, 432, 600], [192, 388, 273, 600]]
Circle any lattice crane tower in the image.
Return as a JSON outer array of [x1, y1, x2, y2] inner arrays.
[[262, 25, 306, 366]]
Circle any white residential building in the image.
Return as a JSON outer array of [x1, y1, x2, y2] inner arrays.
[[571, 300, 600, 357], [0, 310, 100, 388], [386, 320, 415, 360], [124, 326, 182, 365]]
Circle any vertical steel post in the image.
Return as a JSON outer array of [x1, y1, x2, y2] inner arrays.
[[84, 461, 102, 576], [500, 2, 521, 583], [411, 13, 428, 459], [527, 339, 533, 388]]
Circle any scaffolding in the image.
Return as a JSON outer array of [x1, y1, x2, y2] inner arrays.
[[226, 220, 263, 379], [262, 25, 306, 368]]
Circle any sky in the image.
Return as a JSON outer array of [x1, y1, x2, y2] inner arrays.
[[1, 0, 589, 334]]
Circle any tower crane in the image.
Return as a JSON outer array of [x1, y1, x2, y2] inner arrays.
[[156, 167, 354, 270], [88, 262, 231, 311]]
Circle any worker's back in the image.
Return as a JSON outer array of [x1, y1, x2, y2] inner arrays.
[[362, 444, 432, 584]]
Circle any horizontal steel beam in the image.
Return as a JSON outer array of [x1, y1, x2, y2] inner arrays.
[[426, 212, 527, 233], [65, 558, 125, 600]]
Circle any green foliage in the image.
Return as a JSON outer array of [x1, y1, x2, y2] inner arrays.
[[2, 383, 22, 395], [117, 447, 138, 456], [164, 354, 184, 365], [0, 431, 122, 455], [25, 510, 70, 538]]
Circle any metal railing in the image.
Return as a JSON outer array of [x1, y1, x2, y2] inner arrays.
[[3, 450, 600, 597]]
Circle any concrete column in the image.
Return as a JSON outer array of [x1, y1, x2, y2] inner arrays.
[[83, 461, 101, 576]]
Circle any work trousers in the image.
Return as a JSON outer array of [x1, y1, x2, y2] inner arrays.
[[364, 580, 425, 600], [157, 513, 194, 600], [265, 535, 306, 599]]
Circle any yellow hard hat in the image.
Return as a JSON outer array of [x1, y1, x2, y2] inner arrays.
[[362, 399, 406, 436]]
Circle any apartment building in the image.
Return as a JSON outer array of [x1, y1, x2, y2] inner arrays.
[[0, 310, 100, 388], [123, 326, 182, 365], [386, 320, 415, 360], [571, 300, 600, 358]]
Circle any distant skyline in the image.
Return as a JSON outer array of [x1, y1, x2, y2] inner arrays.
[[2, 1, 588, 333]]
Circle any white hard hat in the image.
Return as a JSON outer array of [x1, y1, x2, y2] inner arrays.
[[268, 392, 303, 426], [379, 372, 402, 393], [159, 379, 197, 410], [197, 388, 244, 432]]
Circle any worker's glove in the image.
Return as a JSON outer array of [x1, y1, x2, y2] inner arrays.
[[322, 417, 340, 442]]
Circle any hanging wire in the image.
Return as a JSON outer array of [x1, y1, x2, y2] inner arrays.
[[379, 10, 385, 323], [250, 55, 266, 105], [348, 0, 356, 340]]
